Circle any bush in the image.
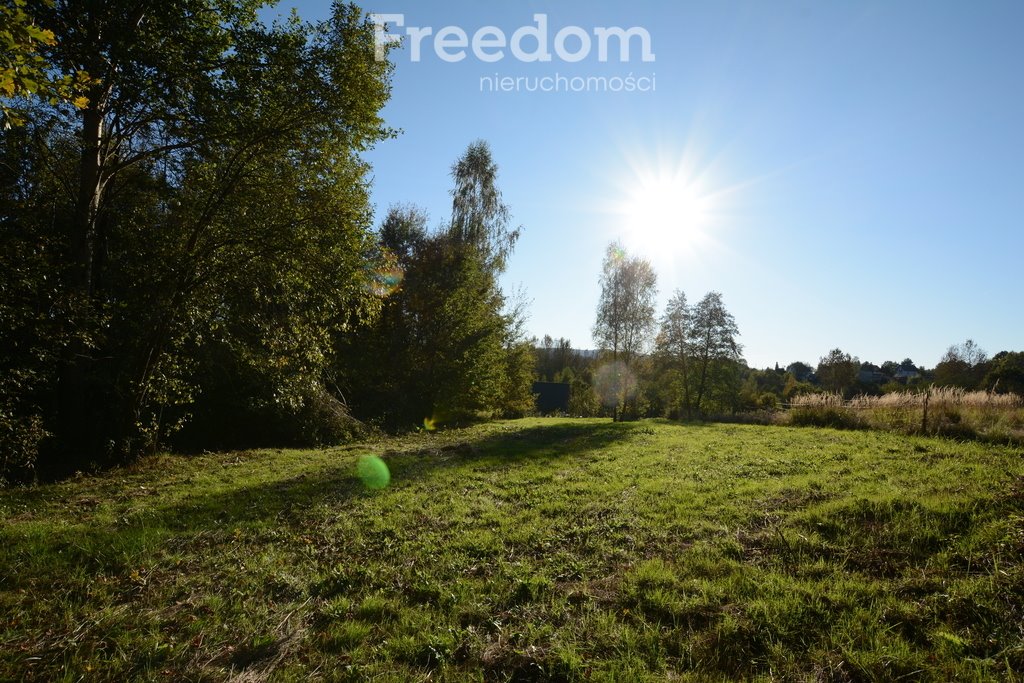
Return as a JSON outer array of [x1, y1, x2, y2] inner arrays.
[[0, 411, 46, 484], [172, 370, 366, 453], [567, 378, 600, 417]]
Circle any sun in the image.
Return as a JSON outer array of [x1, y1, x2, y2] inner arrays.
[[618, 169, 711, 257]]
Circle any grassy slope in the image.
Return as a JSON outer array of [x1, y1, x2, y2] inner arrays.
[[1, 419, 1023, 682]]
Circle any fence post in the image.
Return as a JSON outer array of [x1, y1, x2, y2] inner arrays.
[[922, 389, 930, 434]]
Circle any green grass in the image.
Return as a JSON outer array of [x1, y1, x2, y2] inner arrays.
[[2, 418, 1023, 681]]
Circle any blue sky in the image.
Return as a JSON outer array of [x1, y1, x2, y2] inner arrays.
[[271, 1, 1023, 369]]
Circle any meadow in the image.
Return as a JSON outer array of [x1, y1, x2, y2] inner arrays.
[[2, 419, 1023, 681]]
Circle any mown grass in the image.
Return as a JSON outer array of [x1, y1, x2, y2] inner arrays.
[[2, 419, 1023, 681]]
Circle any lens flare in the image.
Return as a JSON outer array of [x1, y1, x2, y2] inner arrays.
[[592, 360, 638, 408], [356, 455, 391, 489], [365, 265, 404, 297]]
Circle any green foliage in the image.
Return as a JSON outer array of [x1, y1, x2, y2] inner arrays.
[[934, 339, 989, 389], [534, 335, 586, 382], [593, 242, 657, 366], [341, 233, 527, 426], [593, 242, 657, 420], [378, 202, 428, 261], [448, 139, 520, 272], [816, 348, 860, 396], [0, 1, 396, 479], [338, 143, 532, 428], [567, 375, 600, 416], [653, 290, 694, 417], [985, 351, 1024, 394], [652, 290, 742, 417], [0, 409, 45, 485], [737, 372, 783, 411], [0, 124, 65, 481], [499, 340, 538, 418]]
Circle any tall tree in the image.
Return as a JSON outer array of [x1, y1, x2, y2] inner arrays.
[[379, 203, 428, 261], [655, 289, 694, 417], [337, 142, 533, 426], [816, 348, 860, 396], [593, 241, 657, 420], [934, 339, 989, 388], [448, 139, 519, 272], [690, 291, 741, 414], [983, 351, 1024, 394]]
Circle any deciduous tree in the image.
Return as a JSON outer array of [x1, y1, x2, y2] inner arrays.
[[337, 142, 533, 426], [593, 242, 657, 419], [934, 339, 989, 389], [448, 139, 519, 273], [655, 290, 694, 417], [690, 291, 741, 414], [816, 348, 860, 396]]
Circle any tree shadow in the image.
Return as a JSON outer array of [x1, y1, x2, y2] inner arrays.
[[0, 420, 641, 587], [162, 420, 640, 528], [648, 417, 718, 428]]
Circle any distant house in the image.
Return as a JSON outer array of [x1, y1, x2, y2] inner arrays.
[[532, 382, 570, 414], [893, 367, 920, 381]]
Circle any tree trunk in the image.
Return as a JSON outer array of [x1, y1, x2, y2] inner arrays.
[[695, 349, 709, 417], [51, 102, 107, 476], [679, 351, 691, 419]]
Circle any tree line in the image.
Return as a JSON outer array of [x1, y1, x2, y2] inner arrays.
[[534, 243, 1023, 420]]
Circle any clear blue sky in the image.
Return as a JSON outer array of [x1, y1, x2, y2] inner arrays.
[[270, 0, 1023, 370]]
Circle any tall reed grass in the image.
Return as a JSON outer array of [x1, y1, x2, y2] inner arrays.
[[786, 388, 1024, 443]]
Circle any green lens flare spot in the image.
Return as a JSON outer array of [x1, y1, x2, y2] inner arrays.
[[356, 455, 390, 490]]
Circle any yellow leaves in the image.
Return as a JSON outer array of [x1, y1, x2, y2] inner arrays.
[[128, 567, 148, 587], [0, 0, 92, 123], [37, 28, 56, 47]]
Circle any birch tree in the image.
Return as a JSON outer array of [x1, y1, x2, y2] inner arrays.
[[593, 241, 657, 419]]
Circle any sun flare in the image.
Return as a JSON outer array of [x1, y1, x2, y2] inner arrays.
[[617, 168, 712, 258]]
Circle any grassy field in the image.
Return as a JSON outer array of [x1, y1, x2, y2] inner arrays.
[[2, 419, 1023, 681]]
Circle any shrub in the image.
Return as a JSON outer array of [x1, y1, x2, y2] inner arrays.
[[0, 411, 47, 484]]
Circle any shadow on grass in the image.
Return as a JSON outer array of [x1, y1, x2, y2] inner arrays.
[[647, 417, 720, 428], [0, 420, 641, 586]]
